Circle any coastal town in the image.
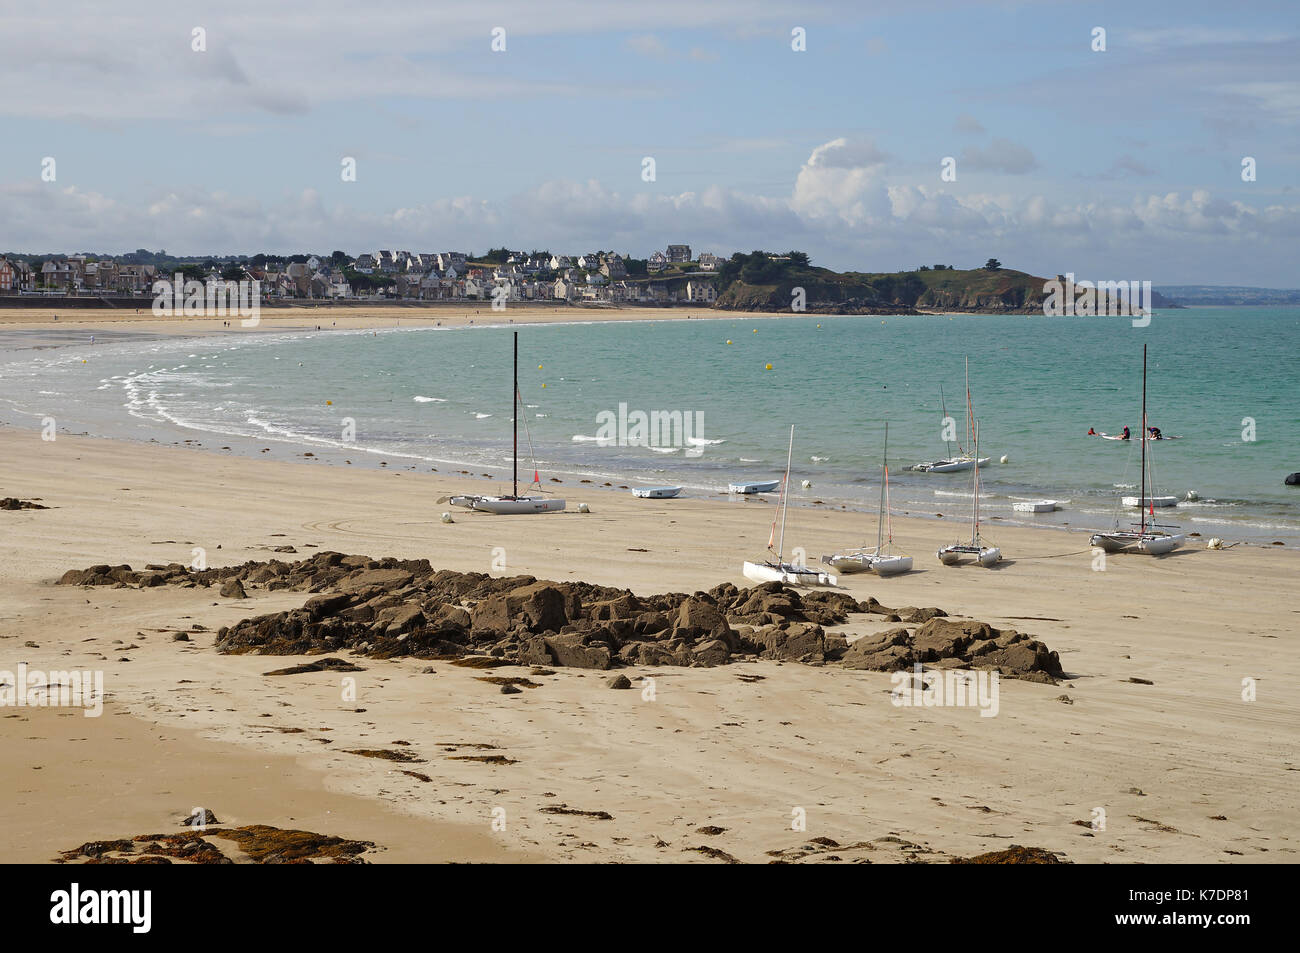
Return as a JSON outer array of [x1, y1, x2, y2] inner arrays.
[[0, 246, 724, 306]]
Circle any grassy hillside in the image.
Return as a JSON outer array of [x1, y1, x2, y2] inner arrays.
[[712, 252, 919, 314], [883, 266, 1049, 312]]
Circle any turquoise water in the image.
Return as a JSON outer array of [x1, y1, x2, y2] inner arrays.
[[2, 308, 1297, 543]]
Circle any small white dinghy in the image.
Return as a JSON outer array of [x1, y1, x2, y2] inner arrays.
[[822, 422, 913, 576], [936, 421, 1002, 568], [1090, 345, 1184, 556], [729, 479, 780, 494], [742, 425, 837, 587], [448, 331, 564, 516], [632, 485, 682, 499], [1012, 499, 1059, 513], [1122, 495, 1176, 508]]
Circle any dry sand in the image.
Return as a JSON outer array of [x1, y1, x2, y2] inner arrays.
[[2, 419, 1296, 864], [0, 303, 724, 338]]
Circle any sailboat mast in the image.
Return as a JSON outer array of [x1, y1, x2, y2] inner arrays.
[[777, 424, 794, 562], [513, 331, 519, 499], [1140, 344, 1147, 533], [877, 423, 888, 551]]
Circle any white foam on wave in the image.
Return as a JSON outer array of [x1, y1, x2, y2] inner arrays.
[[572, 434, 615, 444], [413, 396, 445, 403], [474, 412, 493, 419]]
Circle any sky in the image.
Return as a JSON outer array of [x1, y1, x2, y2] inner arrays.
[[1, 0, 1298, 285]]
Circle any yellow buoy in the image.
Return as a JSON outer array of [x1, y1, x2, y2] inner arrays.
[[326, 400, 333, 405], [538, 364, 542, 369], [726, 339, 732, 345], [541, 383, 547, 388], [765, 363, 773, 370], [752, 328, 757, 333]]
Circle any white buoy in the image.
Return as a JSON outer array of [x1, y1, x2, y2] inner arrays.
[[1000, 455, 1009, 464], [1207, 537, 1224, 550], [440, 512, 454, 523], [801, 479, 812, 489], [577, 502, 590, 513]]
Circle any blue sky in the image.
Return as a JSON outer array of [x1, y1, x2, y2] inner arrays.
[[1, 0, 1297, 284]]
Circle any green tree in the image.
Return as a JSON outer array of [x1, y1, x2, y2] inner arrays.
[[984, 258, 1002, 271]]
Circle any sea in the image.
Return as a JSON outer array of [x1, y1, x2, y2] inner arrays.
[[2, 307, 1297, 545]]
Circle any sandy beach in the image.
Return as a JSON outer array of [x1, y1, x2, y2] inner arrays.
[[0, 303, 725, 338], [2, 359, 1296, 864]]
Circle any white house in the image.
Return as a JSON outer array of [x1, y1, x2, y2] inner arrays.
[[685, 280, 717, 303]]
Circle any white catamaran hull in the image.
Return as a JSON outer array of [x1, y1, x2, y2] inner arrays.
[[742, 561, 837, 587], [450, 495, 565, 514], [937, 544, 1002, 567], [821, 551, 913, 576], [1012, 499, 1059, 513], [632, 486, 683, 499], [1090, 532, 1184, 554]]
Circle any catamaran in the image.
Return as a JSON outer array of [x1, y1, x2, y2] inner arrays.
[[742, 425, 837, 586], [448, 331, 566, 515], [822, 423, 913, 575], [936, 420, 1002, 567], [913, 359, 990, 473], [1090, 345, 1185, 555]]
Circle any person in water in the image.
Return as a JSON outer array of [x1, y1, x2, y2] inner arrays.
[[1148, 426, 1163, 440]]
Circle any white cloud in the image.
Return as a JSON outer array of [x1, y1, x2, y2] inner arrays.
[[5, 138, 1298, 285]]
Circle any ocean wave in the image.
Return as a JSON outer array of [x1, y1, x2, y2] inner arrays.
[[687, 437, 725, 446], [572, 434, 615, 443], [413, 395, 446, 403], [474, 412, 493, 419]]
